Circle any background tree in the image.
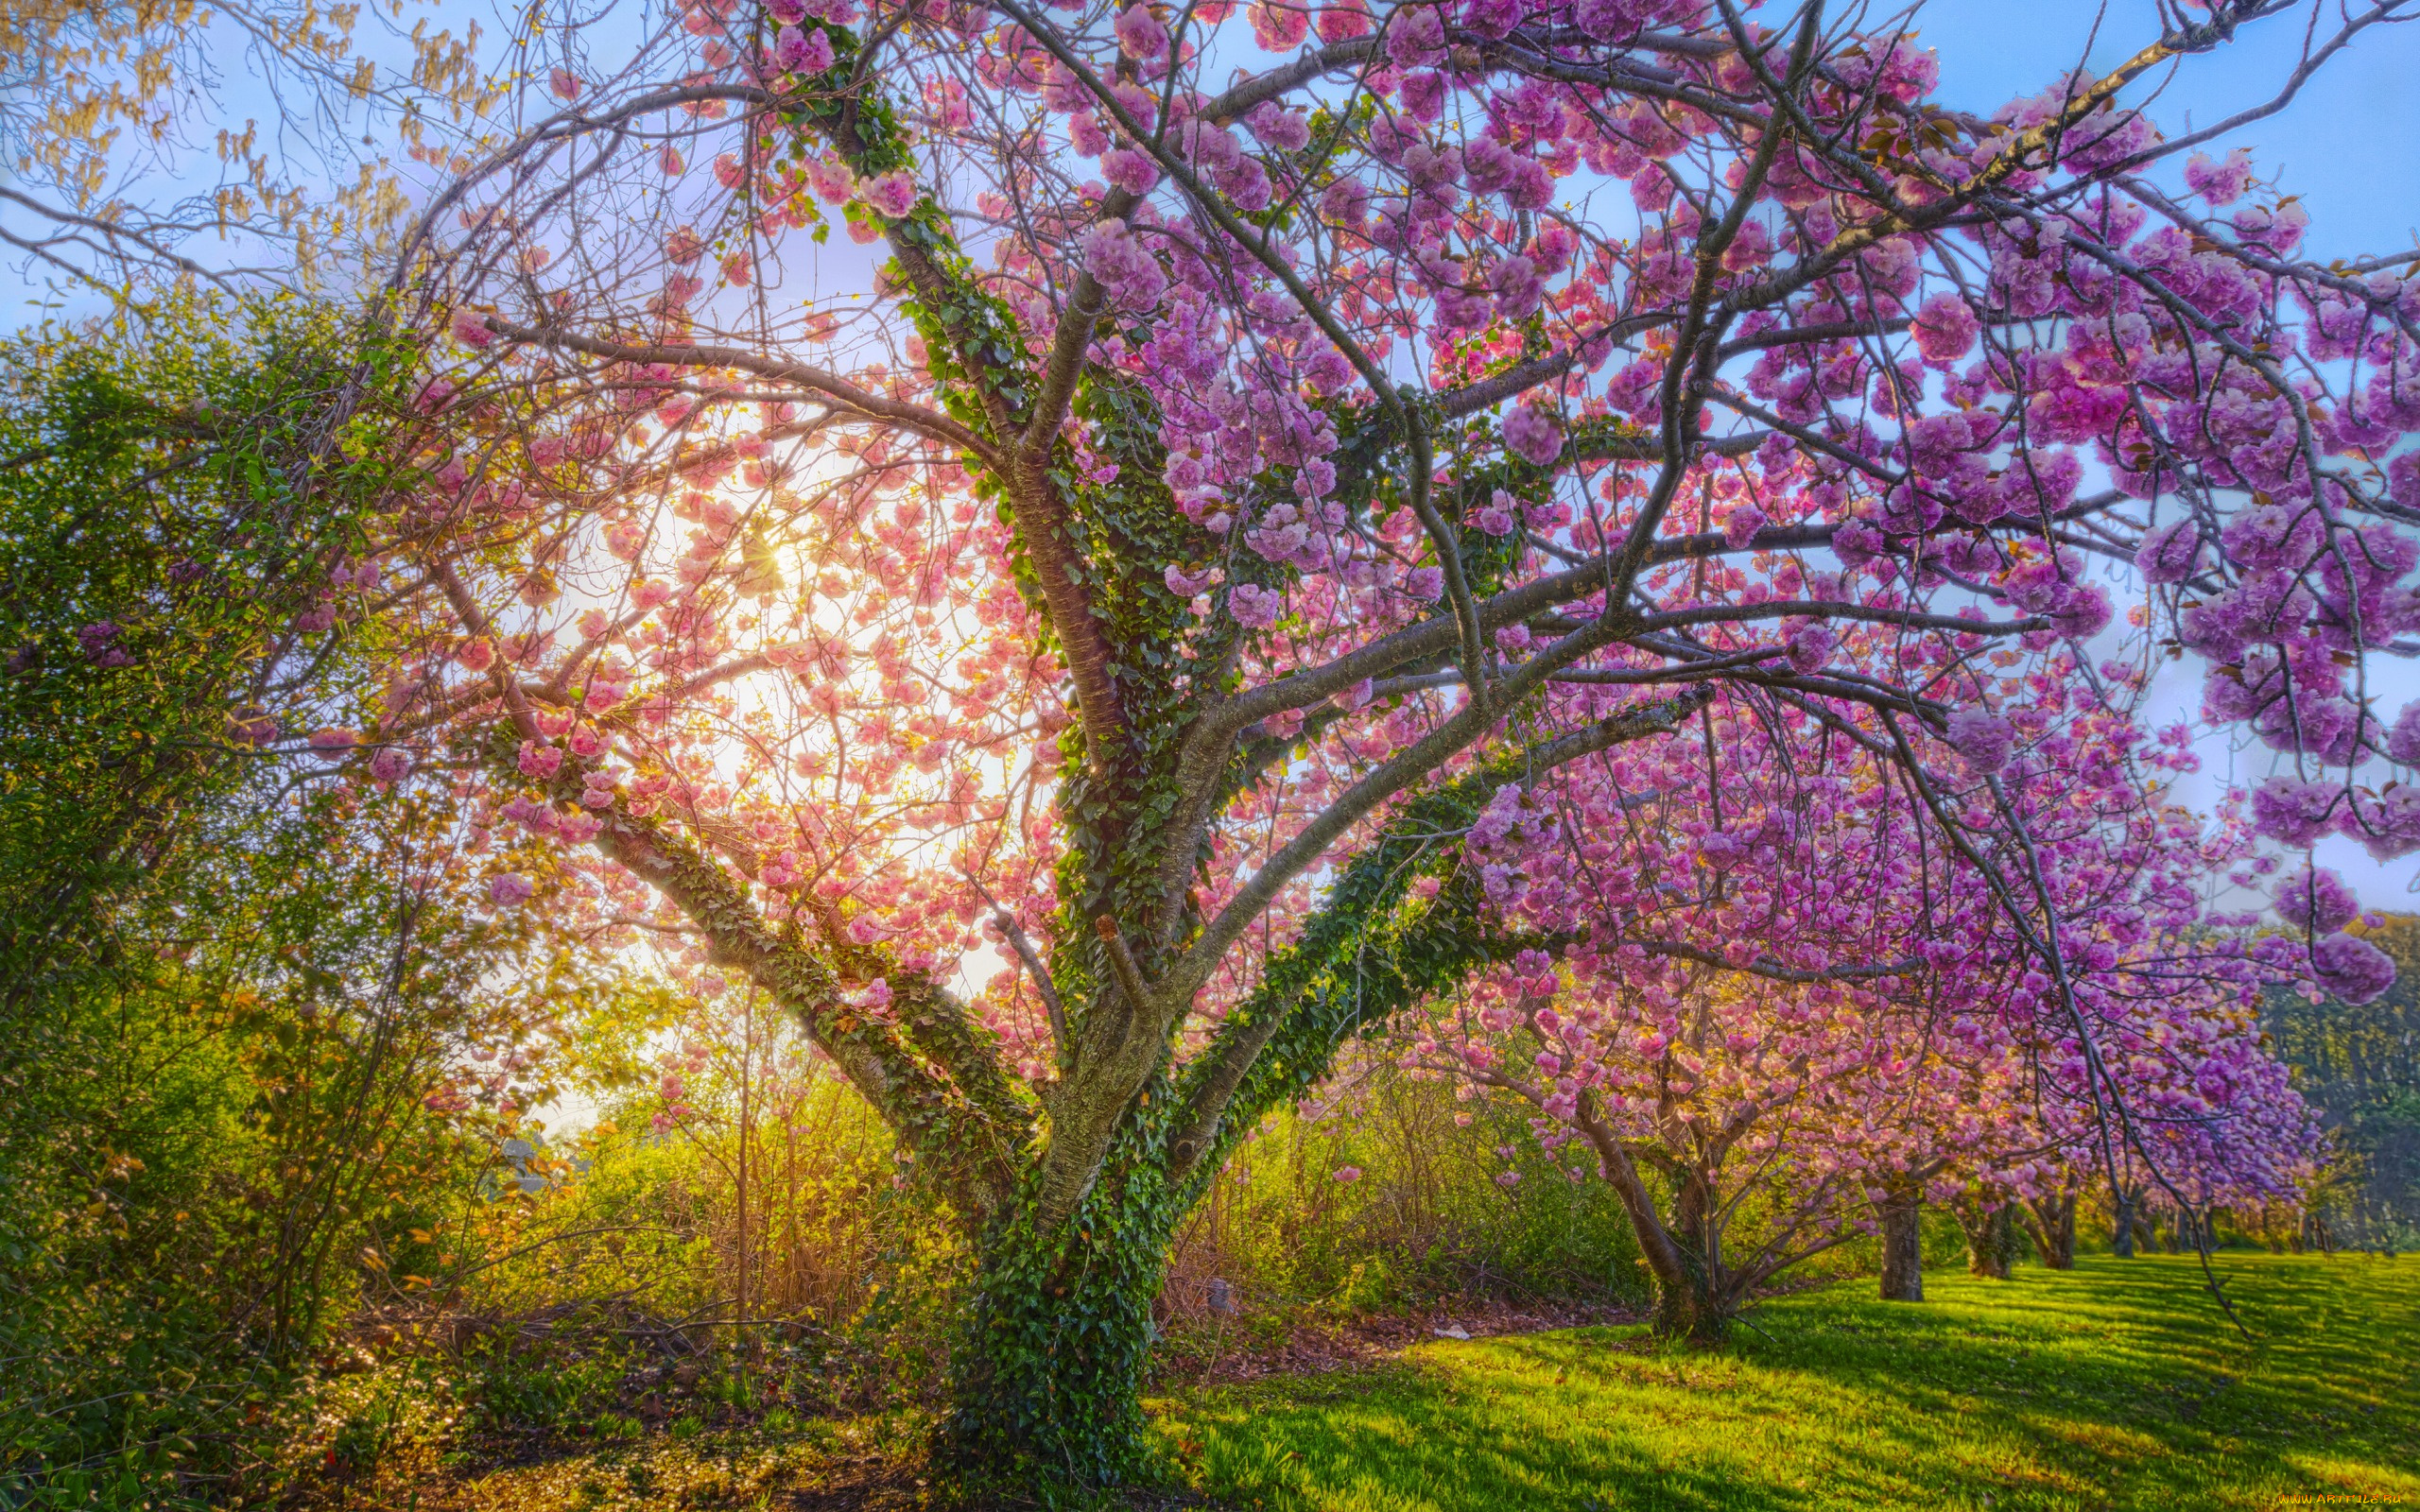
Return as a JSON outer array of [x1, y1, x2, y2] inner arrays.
[[0, 0, 495, 303], [2262, 912, 2420, 1248], [0, 306, 548, 1505], [1413, 686, 2322, 1331], [0, 293, 433, 987]]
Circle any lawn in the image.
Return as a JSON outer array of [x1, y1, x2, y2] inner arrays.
[[317, 1254, 2416, 1509], [1150, 1254, 2420, 1511]]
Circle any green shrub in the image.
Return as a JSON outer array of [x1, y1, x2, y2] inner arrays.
[[1160, 1066, 1651, 1330]]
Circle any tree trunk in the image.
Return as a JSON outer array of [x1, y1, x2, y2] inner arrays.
[[1878, 1182, 1924, 1301], [1667, 1171, 1731, 1344], [1958, 1202, 2016, 1280], [940, 1147, 1176, 1488], [1574, 1106, 1728, 1344], [2022, 1192, 2076, 1270], [2111, 1186, 2138, 1258]]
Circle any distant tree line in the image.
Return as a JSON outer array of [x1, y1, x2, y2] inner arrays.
[[2266, 916, 2420, 1248]]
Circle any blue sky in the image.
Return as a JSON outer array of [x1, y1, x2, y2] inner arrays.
[[1921, 0, 2420, 261]]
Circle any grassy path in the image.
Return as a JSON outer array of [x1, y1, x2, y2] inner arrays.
[[1150, 1255, 2420, 1511]]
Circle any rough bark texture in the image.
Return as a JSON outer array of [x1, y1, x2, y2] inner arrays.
[[2301, 1211, 2336, 1254], [1957, 1202, 2017, 1280], [1573, 1100, 1733, 1344], [1668, 1171, 1733, 1344], [2112, 1187, 2139, 1258], [1878, 1183, 1925, 1302], [2023, 1192, 2078, 1270]]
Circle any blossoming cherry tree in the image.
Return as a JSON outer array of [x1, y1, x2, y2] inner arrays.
[[351, 0, 2420, 1483]]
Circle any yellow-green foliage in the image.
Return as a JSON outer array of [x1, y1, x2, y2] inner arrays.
[[0, 297, 503, 1511], [1162, 1070, 1651, 1331], [441, 1067, 968, 1420]]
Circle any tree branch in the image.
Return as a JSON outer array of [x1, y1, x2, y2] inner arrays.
[[481, 318, 1002, 467], [1161, 688, 1713, 1182]]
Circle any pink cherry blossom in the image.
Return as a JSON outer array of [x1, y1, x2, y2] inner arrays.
[[2274, 868, 2359, 936], [1945, 708, 2014, 774], [860, 170, 917, 218], [1501, 404, 1563, 466], [489, 872, 536, 908], [2184, 147, 2256, 206], [450, 308, 494, 349], [2311, 931, 2395, 1005], [1910, 293, 1979, 364], [1114, 5, 1168, 59]]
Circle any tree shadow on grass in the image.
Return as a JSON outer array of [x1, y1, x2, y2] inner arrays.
[[1155, 1256, 2420, 1512], [1716, 1255, 2420, 1503]]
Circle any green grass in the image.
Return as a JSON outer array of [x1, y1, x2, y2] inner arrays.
[[1150, 1255, 2420, 1511]]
